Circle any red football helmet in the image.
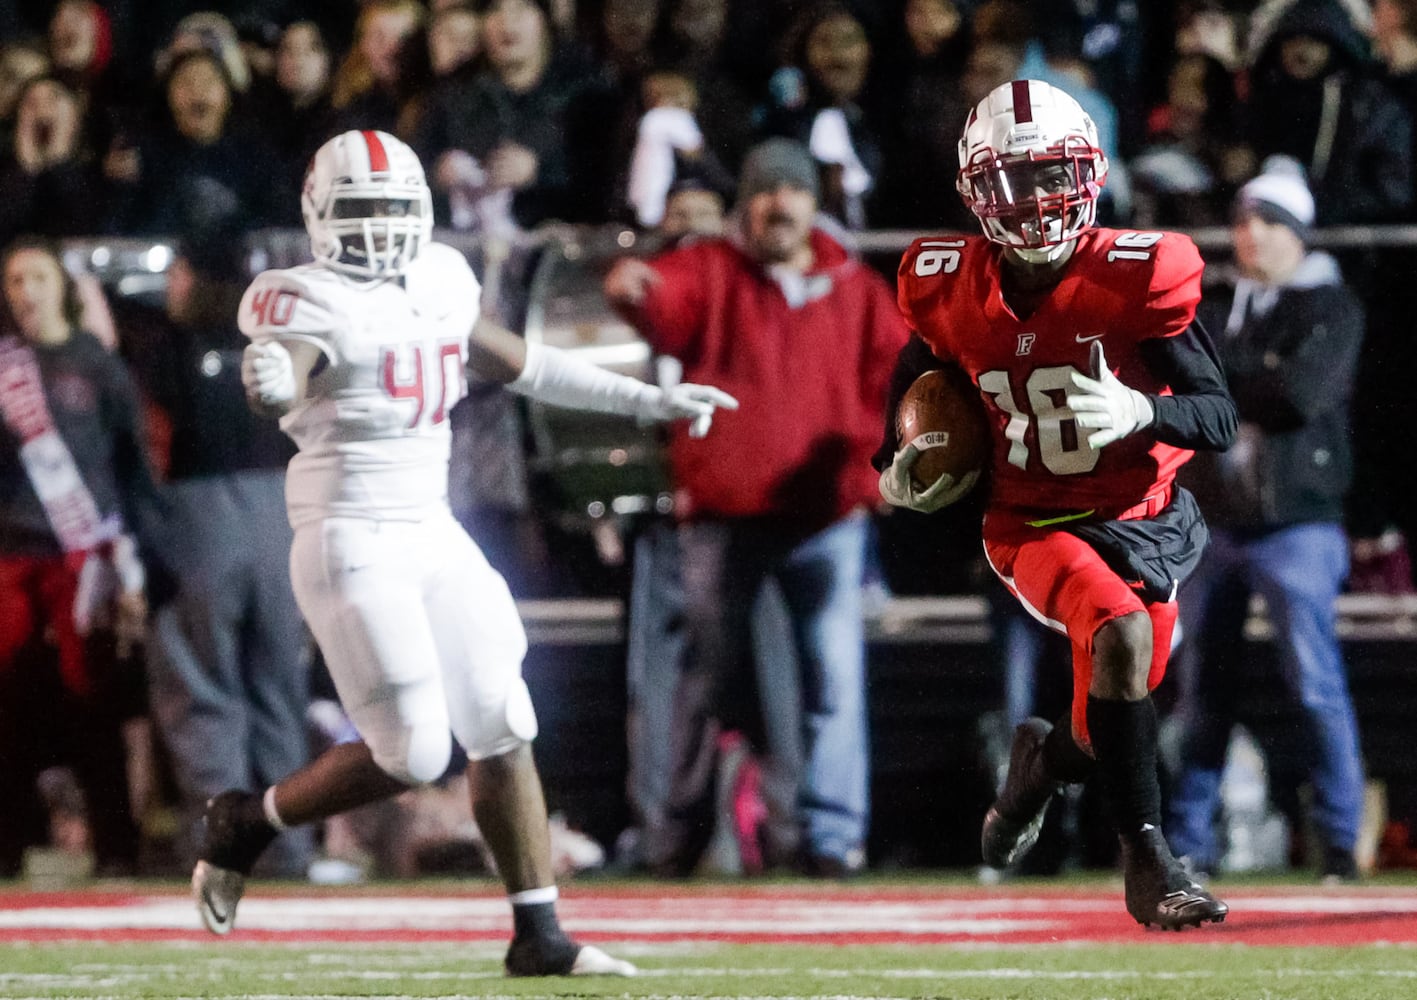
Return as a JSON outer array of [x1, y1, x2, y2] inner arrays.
[[957, 79, 1108, 261]]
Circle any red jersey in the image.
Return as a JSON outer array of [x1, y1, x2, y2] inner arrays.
[[896, 228, 1203, 517]]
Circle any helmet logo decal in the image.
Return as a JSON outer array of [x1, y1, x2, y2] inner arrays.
[[1011, 80, 1033, 124], [361, 130, 389, 173]]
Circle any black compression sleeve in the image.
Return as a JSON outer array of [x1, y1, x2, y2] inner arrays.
[[1138, 319, 1237, 451]]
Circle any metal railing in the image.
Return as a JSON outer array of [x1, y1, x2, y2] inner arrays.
[[517, 592, 1417, 647]]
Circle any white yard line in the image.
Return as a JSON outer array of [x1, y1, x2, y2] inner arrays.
[[3, 893, 1415, 933]]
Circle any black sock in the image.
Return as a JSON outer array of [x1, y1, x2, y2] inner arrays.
[[1043, 713, 1095, 784], [511, 900, 566, 942], [1086, 694, 1162, 837]]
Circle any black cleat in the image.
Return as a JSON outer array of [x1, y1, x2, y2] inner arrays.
[[981, 718, 1060, 869], [1320, 846, 1360, 885], [1120, 827, 1229, 930], [505, 935, 636, 977], [192, 791, 278, 936]]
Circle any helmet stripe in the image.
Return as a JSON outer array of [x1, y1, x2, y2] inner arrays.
[[1011, 79, 1033, 124], [361, 130, 389, 173]]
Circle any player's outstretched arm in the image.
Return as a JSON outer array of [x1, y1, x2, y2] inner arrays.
[[469, 317, 738, 438]]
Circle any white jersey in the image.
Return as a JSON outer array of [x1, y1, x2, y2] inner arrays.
[[238, 242, 480, 527]]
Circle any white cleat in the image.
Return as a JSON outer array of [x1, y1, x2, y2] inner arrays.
[[192, 860, 246, 936], [569, 944, 637, 977]]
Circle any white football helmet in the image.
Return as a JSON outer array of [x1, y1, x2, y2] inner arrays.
[[302, 130, 433, 278], [957, 80, 1108, 263]]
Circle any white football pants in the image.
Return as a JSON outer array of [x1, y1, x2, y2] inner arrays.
[[289, 510, 536, 784]]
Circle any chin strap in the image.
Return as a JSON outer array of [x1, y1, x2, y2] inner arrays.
[[1008, 238, 1079, 266]]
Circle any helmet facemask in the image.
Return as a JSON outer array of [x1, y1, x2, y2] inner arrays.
[[321, 187, 430, 277]]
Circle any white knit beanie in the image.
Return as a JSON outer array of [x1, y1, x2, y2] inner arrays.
[[1235, 156, 1316, 242]]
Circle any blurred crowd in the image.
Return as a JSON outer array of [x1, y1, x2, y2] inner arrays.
[[6, 0, 1417, 884], [0, 0, 1413, 243]]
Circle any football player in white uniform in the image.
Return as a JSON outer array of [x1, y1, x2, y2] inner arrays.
[[192, 130, 736, 976]]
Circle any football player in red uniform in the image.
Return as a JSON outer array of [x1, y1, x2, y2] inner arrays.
[[878, 80, 1237, 929]]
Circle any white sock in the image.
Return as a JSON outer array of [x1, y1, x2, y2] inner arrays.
[[262, 786, 288, 831], [508, 886, 558, 906]]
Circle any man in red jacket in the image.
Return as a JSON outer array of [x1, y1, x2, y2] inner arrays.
[[606, 138, 908, 876]]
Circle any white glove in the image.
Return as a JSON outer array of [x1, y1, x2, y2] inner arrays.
[[1066, 341, 1154, 449], [639, 383, 740, 438], [878, 443, 980, 513], [242, 341, 296, 407]]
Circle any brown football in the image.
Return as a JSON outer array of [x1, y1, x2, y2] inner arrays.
[[895, 368, 990, 490]]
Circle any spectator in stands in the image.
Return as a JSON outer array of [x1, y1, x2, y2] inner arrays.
[[873, 0, 972, 230], [599, 0, 660, 85], [619, 175, 802, 876], [0, 41, 50, 155], [157, 11, 252, 99], [104, 48, 283, 236], [1168, 162, 1367, 883], [0, 74, 107, 246], [1014, 4, 1130, 220], [413, 0, 606, 228], [428, 2, 482, 79], [0, 237, 166, 877], [117, 225, 313, 878], [329, 0, 428, 136], [46, 0, 116, 112], [655, 0, 755, 175], [578, 0, 664, 218], [622, 70, 734, 229], [758, 3, 880, 229], [1243, 0, 1411, 226], [1376, 0, 1417, 100], [1050, 0, 1156, 156], [268, 21, 335, 209], [1130, 53, 1244, 228], [604, 138, 909, 877]]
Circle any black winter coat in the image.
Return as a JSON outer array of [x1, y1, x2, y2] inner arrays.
[[1185, 254, 1363, 530]]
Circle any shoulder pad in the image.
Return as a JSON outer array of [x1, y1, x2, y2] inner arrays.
[[1091, 230, 1203, 339], [238, 267, 340, 360], [404, 242, 482, 323], [896, 236, 978, 326]]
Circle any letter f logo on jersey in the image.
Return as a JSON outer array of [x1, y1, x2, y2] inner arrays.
[[1016, 333, 1035, 356]]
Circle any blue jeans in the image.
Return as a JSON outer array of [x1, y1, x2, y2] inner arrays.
[[1167, 523, 1363, 869], [644, 512, 870, 873]]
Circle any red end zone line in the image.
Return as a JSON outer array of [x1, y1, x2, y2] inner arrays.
[[5, 920, 1417, 947], [3, 887, 1417, 947]]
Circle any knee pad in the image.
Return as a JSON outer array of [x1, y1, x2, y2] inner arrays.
[[457, 675, 540, 760], [370, 722, 453, 786]]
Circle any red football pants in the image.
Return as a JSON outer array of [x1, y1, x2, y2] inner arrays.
[[983, 521, 1176, 748]]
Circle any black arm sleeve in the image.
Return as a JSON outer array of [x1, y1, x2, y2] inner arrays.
[[1138, 318, 1237, 451], [872, 334, 947, 471]]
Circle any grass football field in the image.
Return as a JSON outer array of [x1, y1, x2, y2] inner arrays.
[[3, 876, 1416, 1000]]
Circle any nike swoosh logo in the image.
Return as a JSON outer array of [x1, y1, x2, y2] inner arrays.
[[1075, 333, 1105, 343]]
